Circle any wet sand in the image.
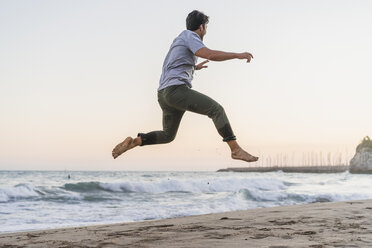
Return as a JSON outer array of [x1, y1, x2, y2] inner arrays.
[[1, 199, 372, 247]]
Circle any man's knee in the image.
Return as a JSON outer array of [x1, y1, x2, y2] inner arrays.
[[163, 130, 177, 143], [166, 134, 176, 143]]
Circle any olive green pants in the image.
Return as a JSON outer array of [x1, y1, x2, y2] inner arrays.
[[138, 84, 236, 146]]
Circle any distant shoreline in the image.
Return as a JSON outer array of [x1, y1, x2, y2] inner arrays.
[[217, 165, 349, 173]]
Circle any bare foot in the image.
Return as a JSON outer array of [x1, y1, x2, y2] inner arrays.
[[231, 148, 259, 163], [112, 137, 136, 159]]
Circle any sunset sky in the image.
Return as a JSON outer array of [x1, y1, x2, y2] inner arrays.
[[1, 0, 371, 171]]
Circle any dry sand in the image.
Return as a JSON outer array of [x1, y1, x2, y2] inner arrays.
[[1, 199, 372, 247]]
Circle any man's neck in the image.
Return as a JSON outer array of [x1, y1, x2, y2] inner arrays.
[[192, 30, 203, 40]]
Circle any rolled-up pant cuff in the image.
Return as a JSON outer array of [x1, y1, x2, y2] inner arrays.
[[137, 133, 149, 146], [223, 135, 237, 142]]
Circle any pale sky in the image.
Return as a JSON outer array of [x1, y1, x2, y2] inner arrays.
[[1, 0, 371, 171]]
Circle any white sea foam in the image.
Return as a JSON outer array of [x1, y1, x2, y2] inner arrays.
[[0, 184, 39, 202], [99, 176, 287, 194]]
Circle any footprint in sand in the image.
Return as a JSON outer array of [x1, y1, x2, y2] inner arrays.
[[268, 246, 291, 248], [294, 230, 317, 235], [269, 220, 297, 226], [250, 233, 272, 239]]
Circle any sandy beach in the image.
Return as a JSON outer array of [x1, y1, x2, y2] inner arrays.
[[1, 199, 372, 247]]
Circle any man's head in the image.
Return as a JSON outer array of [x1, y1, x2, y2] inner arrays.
[[186, 10, 209, 40]]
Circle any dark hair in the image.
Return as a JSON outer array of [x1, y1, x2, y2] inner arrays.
[[186, 10, 209, 31]]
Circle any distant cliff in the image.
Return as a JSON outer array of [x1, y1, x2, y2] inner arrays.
[[350, 136, 372, 174]]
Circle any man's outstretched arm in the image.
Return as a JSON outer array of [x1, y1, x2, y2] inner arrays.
[[195, 47, 253, 63]]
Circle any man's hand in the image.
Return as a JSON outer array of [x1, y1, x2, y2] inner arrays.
[[237, 52, 254, 63], [195, 59, 209, 70]]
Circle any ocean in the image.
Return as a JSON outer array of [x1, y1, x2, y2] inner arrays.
[[1, 170, 372, 234]]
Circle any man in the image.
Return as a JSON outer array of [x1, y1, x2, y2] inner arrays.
[[112, 10, 258, 163]]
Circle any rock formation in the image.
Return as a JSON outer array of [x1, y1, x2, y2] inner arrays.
[[350, 136, 372, 174]]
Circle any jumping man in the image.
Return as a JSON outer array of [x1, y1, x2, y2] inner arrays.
[[112, 10, 259, 163]]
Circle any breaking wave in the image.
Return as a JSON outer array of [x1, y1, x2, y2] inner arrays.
[[0, 184, 39, 202], [63, 177, 287, 194], [1, 174, 371, 206], [2, 170, 372, 233]]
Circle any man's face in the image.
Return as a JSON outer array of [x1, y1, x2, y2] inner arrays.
[[200, 23, 207, 40]]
